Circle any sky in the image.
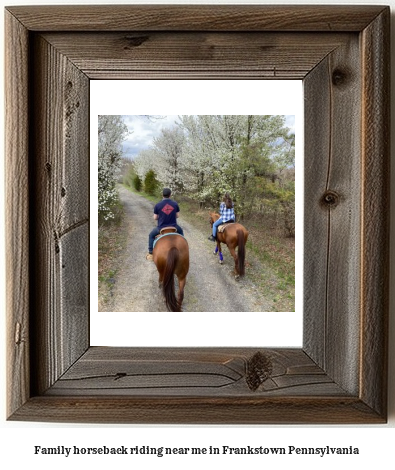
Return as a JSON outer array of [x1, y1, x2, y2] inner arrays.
[[122, 115, 180, 159], [121, 115, 296, 160]]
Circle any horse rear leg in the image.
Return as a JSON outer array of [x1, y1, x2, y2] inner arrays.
[[228, 246, 239, 278], [177, 276, 186, 309]]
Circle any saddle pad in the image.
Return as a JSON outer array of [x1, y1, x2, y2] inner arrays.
[[153, 232, 186, 250], [218, 223, 235, 233]]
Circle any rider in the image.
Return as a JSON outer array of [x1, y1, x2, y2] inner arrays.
[[208, 192, 235, 242], [146, 187, 184, 260]]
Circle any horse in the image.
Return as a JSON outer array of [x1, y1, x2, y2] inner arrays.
[[153, 227, 189, 312], [209, 212, 249, 279]]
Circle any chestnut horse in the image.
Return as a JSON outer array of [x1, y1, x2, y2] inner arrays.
[[209, 212, 249, 279], [153, 229, 189, 311]]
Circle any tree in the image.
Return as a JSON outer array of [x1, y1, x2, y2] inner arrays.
[[98, 115, 129, 222], [144, 169, 159, 195], [152, 127, 185, 193], [133, 174, 142, 192], [131, 114, 295, 228], [178, 115, 243, 204], [178, 115, 294, 218], [133, 148, 158, 181]]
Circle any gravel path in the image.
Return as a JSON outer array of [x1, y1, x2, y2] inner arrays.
[[104, 187, 273, 312]]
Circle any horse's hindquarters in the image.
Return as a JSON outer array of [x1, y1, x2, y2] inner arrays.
[[153, 236, 189, 311]]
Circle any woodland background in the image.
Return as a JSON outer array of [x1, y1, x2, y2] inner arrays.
[[98, 114, 296, 311]]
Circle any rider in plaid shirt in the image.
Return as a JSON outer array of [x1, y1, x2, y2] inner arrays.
[[208, 193, 235, 241], [220, 203, 235, 222]]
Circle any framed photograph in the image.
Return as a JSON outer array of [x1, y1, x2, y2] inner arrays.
[[91, 81, 303, 347], [5, 5, 389, 423]]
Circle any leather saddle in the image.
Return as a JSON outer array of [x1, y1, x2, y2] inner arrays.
[[159, 226, 178, 235], [218, 221, 235, 233]]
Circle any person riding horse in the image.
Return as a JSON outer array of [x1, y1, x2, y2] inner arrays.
[[208, 193, 235, 241], [208, 194, 248, 279], [146, 187, 184, 260]]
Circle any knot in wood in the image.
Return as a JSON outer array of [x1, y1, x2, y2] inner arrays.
[[123, 35, 149, 49], [321, 190, 340, 208], [332, 68, 348, 87], [246, 351, 273, 391]]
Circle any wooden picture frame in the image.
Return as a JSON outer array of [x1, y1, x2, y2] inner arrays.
[[5, 5, 390, 424]]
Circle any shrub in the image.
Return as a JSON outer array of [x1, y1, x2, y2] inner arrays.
[[144, 169, 159, 195], [133, 174, 142, 191]]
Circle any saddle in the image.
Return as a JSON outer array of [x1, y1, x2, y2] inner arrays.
[[153, 230, 185, 250], [154, 226, 178, 243], [217, 221, 235, 233], [159, 226, 177, 235]]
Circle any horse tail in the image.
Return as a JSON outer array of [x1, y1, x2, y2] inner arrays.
[[163, 246, 181, 312], [237, 229, 246, 276]]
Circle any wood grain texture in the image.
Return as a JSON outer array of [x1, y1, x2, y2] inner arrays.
[[5, 10, 30, 418], [46, 347, 344, 397], [5, 5, 386, 32], [42, 32, 351, 80], [29, 34, 90, 395], [5, 5, 390, 424], [304, 36, 362, 395], [10, 396, 383, 425], [9, 350, 382, 424], [360, 9, 390, 418]]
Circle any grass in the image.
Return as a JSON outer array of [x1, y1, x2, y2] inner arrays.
[[98, 198, 128, 310], [123, 183, 161, 202], [246, 219, 295, 311]]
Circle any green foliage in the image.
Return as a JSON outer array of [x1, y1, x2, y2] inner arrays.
[[144, 169, 159, 195], [123, 163, 143, 192], [259, 181, 295, 237], [133, 174, 142, 192], [123, 163, 136, 188]]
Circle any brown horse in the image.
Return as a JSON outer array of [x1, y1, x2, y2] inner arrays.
[[153, 228, 189, 312], [209, 212, 249, 279]]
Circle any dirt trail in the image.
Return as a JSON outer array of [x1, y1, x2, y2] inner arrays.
[[104, 187, 273, 312]]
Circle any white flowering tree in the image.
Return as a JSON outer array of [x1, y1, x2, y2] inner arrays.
[[178, 115, 292, 210], [152, 127, 185, 193], [133, 148, 158, 181], [177, 115, 240, 203], [131, 115, 295, 229], [98, 115, 128, 222]]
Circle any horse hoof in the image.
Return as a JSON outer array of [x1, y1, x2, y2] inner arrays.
[[235, 274, 240, 281], [219, 260, 223, 265], [213, 250, 217, 255]]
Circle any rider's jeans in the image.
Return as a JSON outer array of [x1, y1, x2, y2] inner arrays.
[[212, 218, 224, 237]]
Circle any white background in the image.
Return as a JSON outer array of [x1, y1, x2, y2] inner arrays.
[[1, 1, 394, 469]]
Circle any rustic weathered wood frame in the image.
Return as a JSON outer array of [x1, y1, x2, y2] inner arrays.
[[5, 5, 390, 424]]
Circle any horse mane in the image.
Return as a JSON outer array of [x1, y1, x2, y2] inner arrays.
[[210, 211, 220, 222]]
